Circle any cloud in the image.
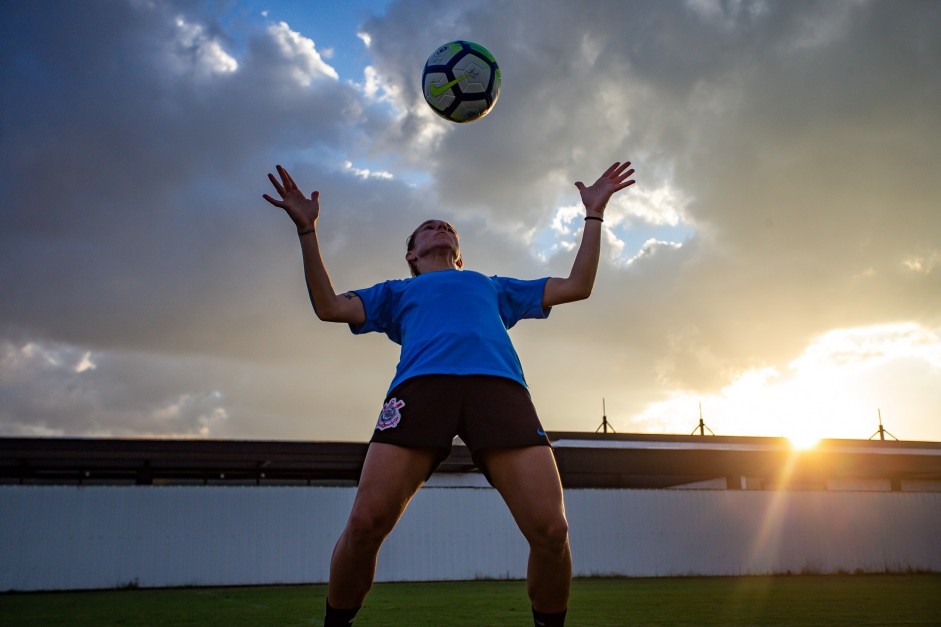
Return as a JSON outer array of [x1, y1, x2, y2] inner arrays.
[[0, 340, 229, 438], [902, 249, 941, 275], [633, 322, 941, 443], [267, 21, 339, 84], [343, 161, 394, 181], [170, 15, 239, 77]]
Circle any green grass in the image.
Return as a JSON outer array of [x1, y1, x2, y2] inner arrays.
[[1, 575, 940, 626]]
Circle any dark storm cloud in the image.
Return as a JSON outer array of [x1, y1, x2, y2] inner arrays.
[[1, 1, 356, 348]]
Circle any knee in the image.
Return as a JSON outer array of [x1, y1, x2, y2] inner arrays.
[[343, 506, 397, 548], [525, 514, 569, 553]]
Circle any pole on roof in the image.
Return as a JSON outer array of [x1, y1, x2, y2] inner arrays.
[[691, 402, 715, 436], [869, 408, 898, 441], [595, 398, 615, 434]]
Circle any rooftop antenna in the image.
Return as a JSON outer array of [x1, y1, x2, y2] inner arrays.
[[691, 402, 715, 436], [869, 408, 898, 441], [595, 398, 615, 434]]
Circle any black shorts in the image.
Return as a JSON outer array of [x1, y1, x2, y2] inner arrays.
[[369, 375, 550, 476]]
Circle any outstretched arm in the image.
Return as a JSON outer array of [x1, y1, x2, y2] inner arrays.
[[542, 161, 635, 308], [264, 165, 365, 324]]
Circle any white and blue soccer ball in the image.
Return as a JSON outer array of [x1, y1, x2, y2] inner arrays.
[[422, 40, 501, 123]]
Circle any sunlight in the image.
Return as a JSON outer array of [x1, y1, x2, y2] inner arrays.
[[633, 323, 941, 442], [785, 432, 820, 450], [746, 451, 800, 572]]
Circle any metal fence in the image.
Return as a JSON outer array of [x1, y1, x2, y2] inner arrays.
[[2, 485, 939, 591]]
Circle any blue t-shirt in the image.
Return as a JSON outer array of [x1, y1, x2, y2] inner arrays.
[[350, 269, 550, 394]]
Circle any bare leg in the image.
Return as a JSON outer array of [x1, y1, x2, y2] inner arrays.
[[480, 446, 571, 613], [327, 442, 439, 609]]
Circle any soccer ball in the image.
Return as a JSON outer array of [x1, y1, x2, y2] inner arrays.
[[422, 40, 501, 123]]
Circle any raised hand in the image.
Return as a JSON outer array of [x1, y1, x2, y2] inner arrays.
[[263, 165, 320, 232], [574, 161, 636, 217]]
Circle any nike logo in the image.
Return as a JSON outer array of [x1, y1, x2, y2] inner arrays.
[[536, 428, 547, 437], [429, 74, 467, 97]]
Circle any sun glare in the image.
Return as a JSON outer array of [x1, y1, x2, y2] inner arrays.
[[634, 323, 941, 443], [785, 432, 820, 450]]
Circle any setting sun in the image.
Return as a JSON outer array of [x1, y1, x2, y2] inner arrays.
[[786, 432, 820, 451], [634, 323, 941, 443]]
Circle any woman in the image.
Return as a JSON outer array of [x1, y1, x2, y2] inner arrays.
[[264, 160, 635, 626]]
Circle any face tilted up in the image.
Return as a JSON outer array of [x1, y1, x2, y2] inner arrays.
[[405, 220, 462, 276]]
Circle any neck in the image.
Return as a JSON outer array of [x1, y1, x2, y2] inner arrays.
[[416, 250, 460, 275]]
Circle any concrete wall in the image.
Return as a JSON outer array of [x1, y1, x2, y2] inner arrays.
[[2, 485, 939, 591]]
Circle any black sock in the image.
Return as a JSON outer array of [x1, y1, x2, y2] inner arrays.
[[324, 600, 360, 626], [532, 607, 567, 627]]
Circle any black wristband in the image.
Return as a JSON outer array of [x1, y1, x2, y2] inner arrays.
[[297, 228, 314, 237], [585, 216, 604, 223]]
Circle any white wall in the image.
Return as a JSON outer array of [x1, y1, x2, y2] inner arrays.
[[566, 489, 941, 576], [1, 485, 939, 591]]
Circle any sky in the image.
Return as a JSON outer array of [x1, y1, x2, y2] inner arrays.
[[1, 0, 939, 446]]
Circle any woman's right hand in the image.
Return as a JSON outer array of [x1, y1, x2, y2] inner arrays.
[[263, 164, 320, 232]]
